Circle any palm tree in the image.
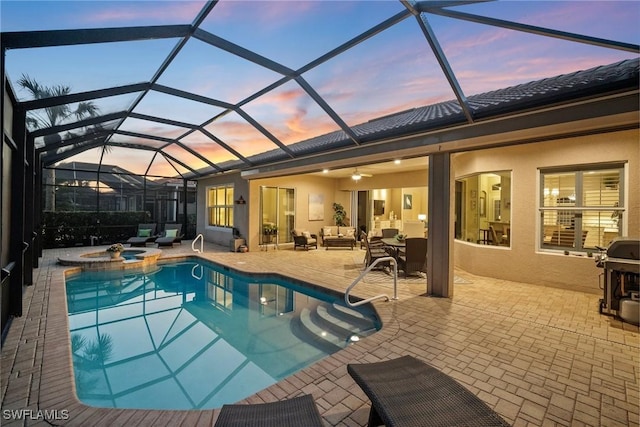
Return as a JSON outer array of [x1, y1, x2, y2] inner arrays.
[[18, 74, 100, 130], [17, 74, 101, 210]]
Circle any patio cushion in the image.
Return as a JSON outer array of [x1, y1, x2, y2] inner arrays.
[[138, 228, 152, 237]]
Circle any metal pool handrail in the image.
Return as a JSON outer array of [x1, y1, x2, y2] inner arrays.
[[191, 263, 203, 280], [345, 256, 398, 307], [192, 233, 203, 253]]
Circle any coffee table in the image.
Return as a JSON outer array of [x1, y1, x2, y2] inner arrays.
[[323, 236, 355, 250]]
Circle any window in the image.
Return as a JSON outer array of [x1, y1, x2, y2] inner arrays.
[[455, 171, 511, 246], [540, 164, 624, 251], [207, 184, 234, 227]]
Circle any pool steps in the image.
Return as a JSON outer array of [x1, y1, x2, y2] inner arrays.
[[299, 302, 378, 350]]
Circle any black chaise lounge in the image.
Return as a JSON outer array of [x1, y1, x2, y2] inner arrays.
[[347, 355, 511, 427], [213, 394, 323, 427], [155, 223, 183, 247], [126, 223, 157, 247]]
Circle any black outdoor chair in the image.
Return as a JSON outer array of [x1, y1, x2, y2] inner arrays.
[[398, 237, 427, 278], [214, 394, 323, 427], [362, 231, 391, 270], [348, 355, 511, 427], [381, 228, 399, 238], [155, 224, 183, 247]]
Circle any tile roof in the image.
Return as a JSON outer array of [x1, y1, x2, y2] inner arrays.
[[232, 58, 638, 171]]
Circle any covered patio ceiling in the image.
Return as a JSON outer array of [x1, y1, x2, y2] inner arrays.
[[2, 1, 638, 180]]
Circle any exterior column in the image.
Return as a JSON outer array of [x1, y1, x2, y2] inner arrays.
[[9, 109, 27, 316], [427, 152, 453, 297]]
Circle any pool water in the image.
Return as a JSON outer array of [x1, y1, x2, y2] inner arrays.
[[65, 260, 380, 410]]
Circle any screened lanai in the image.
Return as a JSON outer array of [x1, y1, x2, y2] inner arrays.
[[1, 2, 640, 425], [3, 1, 638, 178], [2, 1, 639, 329]]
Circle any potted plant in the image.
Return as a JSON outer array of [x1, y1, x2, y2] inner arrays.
[[395, 233, 407, 242], [262, 224, 278, 244], [106, 243, 124, 259], [332, 202, 347, 227]]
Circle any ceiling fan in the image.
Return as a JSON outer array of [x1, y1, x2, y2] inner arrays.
[[351, 168, 372, 181]]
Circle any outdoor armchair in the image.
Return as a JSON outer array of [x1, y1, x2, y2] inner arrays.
[[291, 229, 318, 250]]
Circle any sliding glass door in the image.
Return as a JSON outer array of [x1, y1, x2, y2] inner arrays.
[[260, 186, 295, 245]]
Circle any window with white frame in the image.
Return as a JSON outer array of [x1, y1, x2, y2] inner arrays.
[[207, 184, 234, 227], [540, 164, 624, 251]]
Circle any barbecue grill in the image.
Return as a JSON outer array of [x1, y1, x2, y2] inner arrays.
[[595, 238, 639, 325]]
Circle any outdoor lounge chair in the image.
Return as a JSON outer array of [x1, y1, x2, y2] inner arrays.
[[155, 223, 183, 247], [126, 223, 157, 247], [347, 355, 511, 427], [214, 394, 324, 427]]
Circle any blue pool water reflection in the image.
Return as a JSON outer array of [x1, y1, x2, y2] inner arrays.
[[65, 260, 380, 410]]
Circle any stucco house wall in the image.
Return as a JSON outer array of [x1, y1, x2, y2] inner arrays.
[[196, 173, 249, 248], [453, 129, 639, 294]]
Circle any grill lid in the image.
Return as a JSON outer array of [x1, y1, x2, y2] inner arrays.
[[607, 238, 640, 260]]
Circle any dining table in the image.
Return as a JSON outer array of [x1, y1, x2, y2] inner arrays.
[[381, 238, 406, 259]]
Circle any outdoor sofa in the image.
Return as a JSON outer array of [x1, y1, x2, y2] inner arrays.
[[320, 226, 357, 249]]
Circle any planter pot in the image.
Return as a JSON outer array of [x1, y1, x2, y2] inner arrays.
[[109, 251, 122, 259]]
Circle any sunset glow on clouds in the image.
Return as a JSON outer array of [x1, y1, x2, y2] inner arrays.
[[2, 0, 638, 177]]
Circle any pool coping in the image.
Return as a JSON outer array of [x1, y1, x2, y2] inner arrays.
[[40, 253, 397, 425], [57, 247, 163, 271]]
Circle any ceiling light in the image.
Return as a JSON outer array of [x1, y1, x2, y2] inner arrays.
[[394, 159, 401, 164], [352, 171, 362, 181], [322, 169, 329, 173]]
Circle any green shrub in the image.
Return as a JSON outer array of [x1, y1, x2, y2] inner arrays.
[[42, 211, 151, 248]]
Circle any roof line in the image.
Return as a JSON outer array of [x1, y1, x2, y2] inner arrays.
[[412, 10, 474, 123]]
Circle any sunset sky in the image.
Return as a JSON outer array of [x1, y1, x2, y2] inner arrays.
[[2, 1, 638, 177]]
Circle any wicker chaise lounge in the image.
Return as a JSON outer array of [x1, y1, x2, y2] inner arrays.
[[126, 223, 157, 247], [348, 355, 511, 427], [214, 394, 323, 427], [155, 223, 183, 247]]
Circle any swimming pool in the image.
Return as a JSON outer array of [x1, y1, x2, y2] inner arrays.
[[65, 259, 380, 410]]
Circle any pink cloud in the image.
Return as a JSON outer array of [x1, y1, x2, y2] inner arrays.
[[81, 1, 207, 24], [207, 1, 318, 29]]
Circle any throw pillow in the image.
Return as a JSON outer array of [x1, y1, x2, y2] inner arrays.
[[323, 227, 332, 236], [138, 228, 151, 237], [302, 231, 311, 238], [165, 229, 177, 238], [346, 229, 355, 237]]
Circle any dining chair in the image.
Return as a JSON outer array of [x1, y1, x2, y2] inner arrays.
[[362, 231, 390, 270], [381, 228, 399, 238], [398, 238, 427, 278]]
